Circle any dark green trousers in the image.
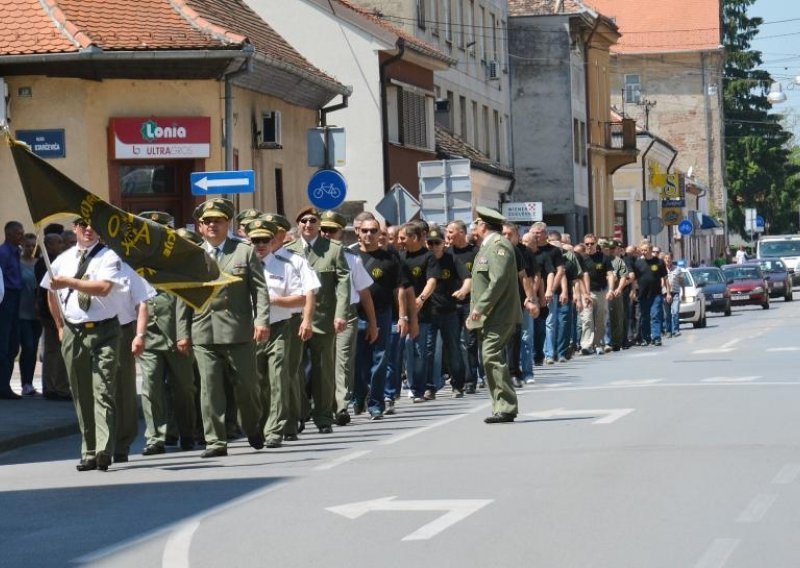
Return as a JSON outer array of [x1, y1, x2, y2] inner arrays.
[[140, 346, 197, 447]]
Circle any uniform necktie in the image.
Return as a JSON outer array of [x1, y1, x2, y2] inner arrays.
[[213, 246, 222, 261], [76, 250, 91, 311]]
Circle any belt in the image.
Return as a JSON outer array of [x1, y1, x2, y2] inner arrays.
[[67, 317, 117, 330]]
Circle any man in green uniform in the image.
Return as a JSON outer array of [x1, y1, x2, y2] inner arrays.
[[138, 211, 197, 456], [605, 239, 631, 351], [468, 207, 522, 424], [284, 206, 350, 433], [235, 208, 263, 239], [192, 198, 270, 457]]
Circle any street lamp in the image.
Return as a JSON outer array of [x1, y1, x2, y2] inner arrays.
[[767, 76, 800, 105]]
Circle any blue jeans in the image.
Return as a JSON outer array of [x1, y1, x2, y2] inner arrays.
[[0, 289, 21, 395], [354, 308, 393, 414], [410, 321, 432, 398], [18, 318, 42, 387], [457, 303, 480, 386], [670, 296, 680, 333], [425, 311, 465, 393], [384, 323, 405, 401], [520, 310, 535, 378], [639, 294, 664, 342], [545, 297, 570, 360]]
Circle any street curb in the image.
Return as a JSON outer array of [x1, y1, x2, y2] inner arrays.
[[0, 422, 78, 454]]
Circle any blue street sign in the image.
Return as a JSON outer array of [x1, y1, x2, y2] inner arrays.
[[16, 129, 66, 158], [756, 215, 765, 229], [307, 169, 347, 209], [191, 170, 255, 196], [678, 219, 694, 236]]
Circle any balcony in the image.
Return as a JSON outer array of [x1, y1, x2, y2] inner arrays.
[[599, 118, 638, 173]]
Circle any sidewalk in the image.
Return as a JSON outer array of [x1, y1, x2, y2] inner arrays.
[[1, 365, 78, 453]]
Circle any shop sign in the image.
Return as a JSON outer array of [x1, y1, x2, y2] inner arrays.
[[110, 117, 210, 159], [662, 206, 682, 226]]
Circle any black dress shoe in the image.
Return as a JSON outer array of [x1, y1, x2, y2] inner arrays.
[[200, 447, 228, 458], [113, 454, 128, 463], [265, 437, 282, 449], [76, 458, 97, 472], [164, 436, 179, 446], [248, 433, 265, 450], [318, 425, 333, 434], [0, 391, 22, 400], [297, 420, 305, 434], [334, 411, 351, 426], [96, 453, 111, 471], [142, 443, 166, 456], [484, 412, 516, 424], [180, 440, 195, 451], [283, 433, 298, 441]]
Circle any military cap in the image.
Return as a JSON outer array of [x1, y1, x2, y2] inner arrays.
[[139, 210, 174, 226], [175, 227, 204, 246], [194, 198, 234, 221], [598, 238, 610, 248], [244, 218, 278, 239], [295, 205, 321, 223], [72, 216, 87, 226], [320, 210, 346, 230], [235, 208, 263, 226], [474, 206, 506, 229], [262, 213, 291, 232], [427, 227, 444, 242], [610, 239, 622, 248]]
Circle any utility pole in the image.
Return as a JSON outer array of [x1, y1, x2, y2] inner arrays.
[[640, 98, 657, 130]]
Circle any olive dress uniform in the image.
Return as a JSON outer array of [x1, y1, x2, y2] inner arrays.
[[284, 209, 350, 431], [40, 240, 125, 470], [192, 200, 270, 455], [469, 208, 523, 421], [608, 244, 629, 349]]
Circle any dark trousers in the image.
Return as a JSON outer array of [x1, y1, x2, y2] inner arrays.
[[0, 289, 21, 395], [18, 318, 42, 387], [457, 303, 481, 386]]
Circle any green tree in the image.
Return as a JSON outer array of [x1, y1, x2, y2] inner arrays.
[[723, 0, 799, 236]]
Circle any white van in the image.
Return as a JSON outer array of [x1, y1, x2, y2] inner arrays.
[[757, 235, 800, 285]]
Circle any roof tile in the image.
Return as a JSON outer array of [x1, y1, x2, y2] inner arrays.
[[0, 0, 76, 54], [435, 125, 513, 178]]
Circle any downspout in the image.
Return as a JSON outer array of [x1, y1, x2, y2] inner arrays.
[[380, 38, 406, 194], [223, 51, 254, 211], [640, 137, 656, 241], [319, 94, 350, 127], [583, 18, 600, 233]]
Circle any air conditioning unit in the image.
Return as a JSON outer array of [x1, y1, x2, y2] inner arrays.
[[488, 60, 500, 80]]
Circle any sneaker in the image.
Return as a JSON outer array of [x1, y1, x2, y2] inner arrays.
[[452, 389, 464, 399], [525, 376, 537, 385], [369, 410, 384, 421], [407, 389, 414, 399], [580, 348, 593, 356], [545, 358, 555, 365], [384, 400, 396, 415], [558, 357, 568, 363], [652, 338, 662, 346], [353, 402, 365, 416], [423, 389, 436, 400], [603, 345, 613, 354], [413, 397, 425, 403], [512, 377, 523, 389], [464, 383, 477, 394], [477, 380, 487, 388], [595, 347, 604, 356], [21, 384, 37, 396]]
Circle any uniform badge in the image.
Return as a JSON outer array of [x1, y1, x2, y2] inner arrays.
[[442, 269, 451, 279], [650, 265, 659, 272], [477, 257, 488, 264], [412, 266, 422, 278], [372, 267, 384, 279], [497, 249, 505, 256]]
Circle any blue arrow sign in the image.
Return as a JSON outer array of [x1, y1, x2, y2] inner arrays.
[[678, 219, 694, 236], [307, 169, 347, 209], [191, 170, 255, 196], [756, 215, 765, 228]]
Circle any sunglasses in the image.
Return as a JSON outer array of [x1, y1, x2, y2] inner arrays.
[[74, 221, 89, 228], [320, 227, 339, 234], [201, 218, 225, 225], [427, 240, 444, 245], [584, 242, 596, 246], [360, 228, 379, 234], [251, 237, 272, 244], [299, 217, 318, 224]]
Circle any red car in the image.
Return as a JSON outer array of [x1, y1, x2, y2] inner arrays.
[[722, 264, 770, 309]]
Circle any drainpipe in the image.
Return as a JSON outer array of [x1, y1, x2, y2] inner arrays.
[[380, 38, 406, 194], [319, 94, 350, 127], [640, 136, 656, 241], [583, 18, 600, 233], [224, 55, 254, 171]]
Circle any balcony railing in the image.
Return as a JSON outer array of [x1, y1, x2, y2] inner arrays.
[[603, 118, 637, 151]]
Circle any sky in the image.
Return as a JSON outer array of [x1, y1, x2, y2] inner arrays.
[[749, 0, 800, 137]]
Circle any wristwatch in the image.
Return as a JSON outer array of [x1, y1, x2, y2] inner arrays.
[[399, 316, 409, 321]]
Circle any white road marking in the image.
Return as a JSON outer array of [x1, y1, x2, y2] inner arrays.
[[161, 520, 200, 568], [611, 379, 663, 386], [694, 538, 740, 568], [692, 348, 735, 354], [314, 450, 371, 471], [628, 352, 659, 357], [736, 493, 778, 523], [766, 347, 800, 352], [539, 382, 574, 388], [530, 381, 800, 393], [526, 408, 635, 425], [701, 376, 760, 383], [772, 464, 800, 485], [326, 497, 493, 541], [721, 339, 742, 350]]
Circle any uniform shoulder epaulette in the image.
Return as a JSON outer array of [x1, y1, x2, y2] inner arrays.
[[343, 247, 358, 256], [280, 247, 298, 256], [273, 253, 292, 264]]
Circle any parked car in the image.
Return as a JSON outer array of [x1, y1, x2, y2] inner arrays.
[[756, 234, 800, 285], [688, 267, 732, 316], [721, 264, 770, 309], [679, 269, 707, 328], [752, 259, 793, 301]]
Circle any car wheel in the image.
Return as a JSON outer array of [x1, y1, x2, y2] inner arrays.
[[724, 301, 732, 316]]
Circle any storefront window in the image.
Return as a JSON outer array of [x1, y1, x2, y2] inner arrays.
[[120, 164, 174, 195]]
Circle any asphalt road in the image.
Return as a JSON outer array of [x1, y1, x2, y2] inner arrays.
[[2, 296, 800, 568]]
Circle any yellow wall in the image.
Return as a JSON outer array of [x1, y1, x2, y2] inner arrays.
[[0, 75, 317, 228]]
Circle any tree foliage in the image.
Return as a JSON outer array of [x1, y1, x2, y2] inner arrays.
[[723, 0, 800, 236]]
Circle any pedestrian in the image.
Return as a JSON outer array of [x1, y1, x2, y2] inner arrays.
[[40, 218, 126, 471], [192, 198, 270, 457], [631, 240, 671, 346], [235, 208, 263, 239], [735, 245, 748, 264], [606, 240, 631, 351], [19, 233, 42, 396], [664, 253, 684, 337], [283, 206, 350, 434], [0, 220, 24, 399], [579, 235, 615, 356], [447, 220, 480, 393], [469, 207, 522, 424], [529, 222, 567, 367]]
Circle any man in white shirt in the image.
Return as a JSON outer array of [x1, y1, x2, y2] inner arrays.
[[40, 218, 125, 471]]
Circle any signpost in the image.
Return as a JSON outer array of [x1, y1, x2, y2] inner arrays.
[[376, 183, 420, 225], [678, 219, 694, 236], [501, 202, 543, 223], [15, 129, 66, 158], [307, 169, 347, 210], [755, 215, 765, 233], [190, 170, 255, 196]]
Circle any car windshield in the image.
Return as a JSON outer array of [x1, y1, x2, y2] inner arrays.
[[757, 259, 786, 272], [759, 240, 800, 257], [690, 268, 723, 284], [723, 266, 762, 280]]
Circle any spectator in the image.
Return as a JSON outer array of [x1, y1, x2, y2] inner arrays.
[[61, 229, 77, 249], [631, 240, 671, 346], [735, 245, 748, 264], [0, 220, 24, 400], [18, 233, 42, 396]]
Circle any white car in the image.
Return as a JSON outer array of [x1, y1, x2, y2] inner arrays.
[[679, 269, 707, 328]]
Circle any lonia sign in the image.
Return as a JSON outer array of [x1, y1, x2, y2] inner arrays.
[[110, 117, 211, 160]]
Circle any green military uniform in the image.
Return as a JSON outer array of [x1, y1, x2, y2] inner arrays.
[[469, 208, 522, 421], [284, 207, 350, 430], [608, 240, 628, 349], [192, 199, 270, 453]]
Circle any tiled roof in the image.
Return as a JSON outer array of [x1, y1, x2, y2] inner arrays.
[[435, 125, 513, 179], [0, 0, 345, 91], [509, 0, 593, 17], [333, 0, 455, 65], [587, 0, 722, 54]]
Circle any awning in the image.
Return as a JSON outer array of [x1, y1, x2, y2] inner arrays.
[[700, 214, 719, 230]]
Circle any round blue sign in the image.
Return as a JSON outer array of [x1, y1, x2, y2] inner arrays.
[[756, 215, 765, 228], [678, 219, 694, 236], [307, 169, 347, 210]]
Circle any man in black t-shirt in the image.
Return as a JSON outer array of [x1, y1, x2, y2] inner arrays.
[[531, 223, 568, 364], [631, 241, 671, 346], [578, 234, 615, 355], [447, 220, 480, 393], [355, 218, 413, 418], [622, 245, 639, 347]]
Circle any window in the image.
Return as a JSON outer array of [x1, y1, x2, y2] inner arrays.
[[490, 13, 497, 61], [447, 90, 455, 130], [388, 83, 435, 151], [455, 0, 464, 48], [431, 0, 439, 36], [467, 0, 475, 56], [579, 120, 587, 165], [479, 6, 486, 62], [471, 100, 478, 145], [573, 119, 580, 164], [482, 105, 490, 156], [459, 95, 467, 137], [261, 111, 282, 146], [417, 0, 426, 29], [444, 0, 452, 43], [493, 110, 500, 161], [624, 74, 641, 104], [120, 164, 173, 195], [275, 168, 284, 215]]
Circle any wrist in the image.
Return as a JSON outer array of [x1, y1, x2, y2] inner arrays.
[[136, 332, 146, 339], [399, 316, 409, 321]]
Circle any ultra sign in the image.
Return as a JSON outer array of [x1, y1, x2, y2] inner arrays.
[[110, 117, 211, 160]]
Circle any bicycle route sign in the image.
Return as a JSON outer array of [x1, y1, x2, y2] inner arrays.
[[307, 168, 347, 209]]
